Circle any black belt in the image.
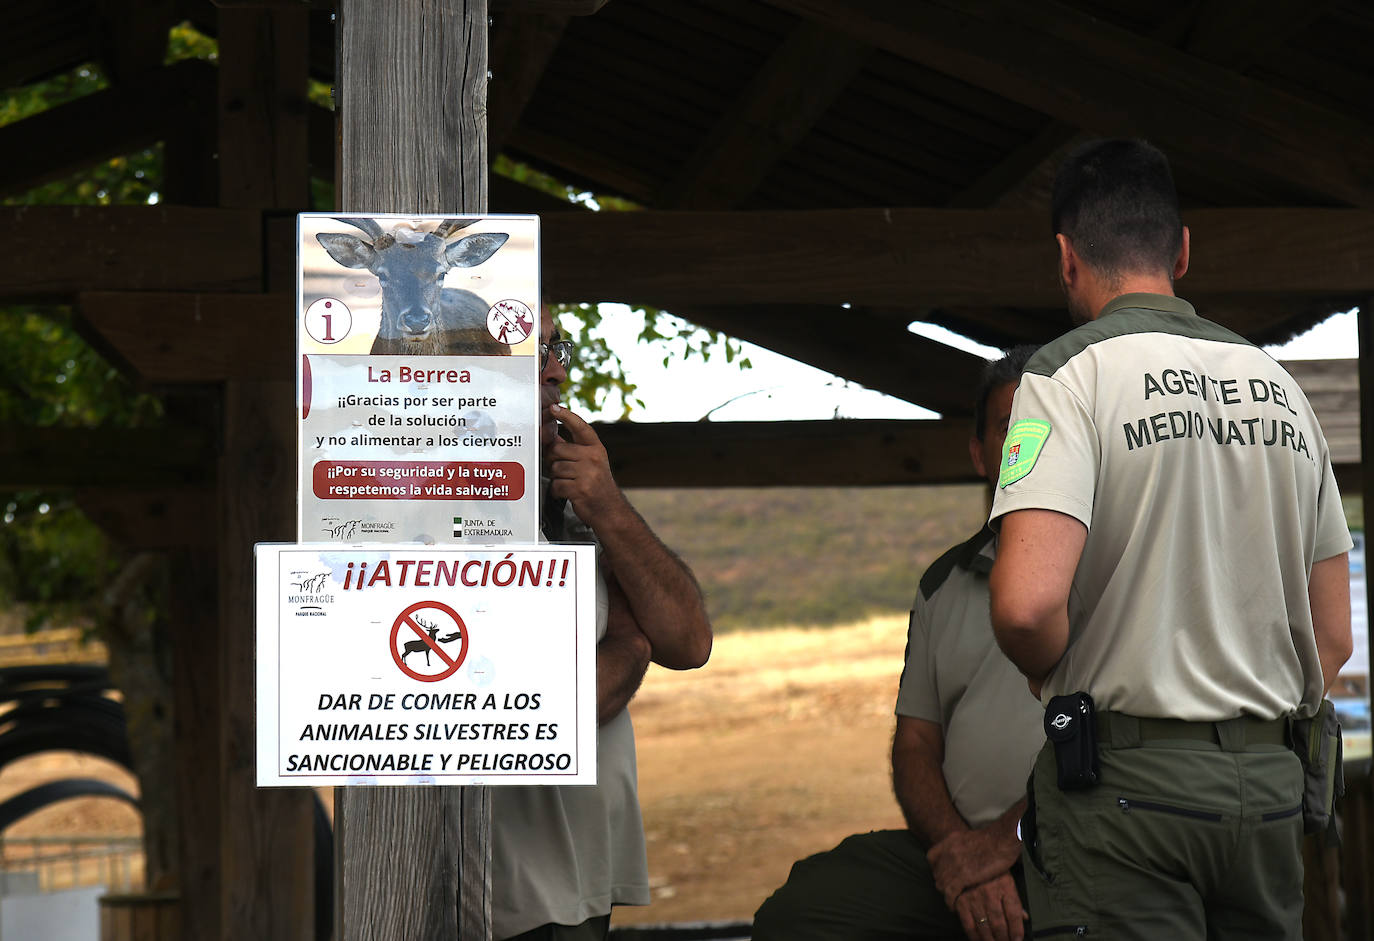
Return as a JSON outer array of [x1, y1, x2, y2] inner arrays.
[[1096, 711, 1288, 750]]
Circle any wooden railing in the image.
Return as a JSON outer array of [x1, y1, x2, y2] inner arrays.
[[0, 834, 142, 893], [0, 628, 107, 667]]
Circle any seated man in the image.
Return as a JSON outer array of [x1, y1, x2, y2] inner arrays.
[[753, 347, 1043, 941]]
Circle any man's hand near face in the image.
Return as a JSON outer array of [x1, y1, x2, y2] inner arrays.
[[546, 403, 634, 526]]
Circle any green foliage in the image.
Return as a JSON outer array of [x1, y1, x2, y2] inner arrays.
[[0, 307, 160, 628], [0, 494, 118, 628], [0, 308, 161, 427]]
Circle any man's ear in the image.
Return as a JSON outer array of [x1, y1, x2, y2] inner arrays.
[[1056, 233, 1077, 290], [968, 435, 987, 480], [1173, 226, 1190, 282]]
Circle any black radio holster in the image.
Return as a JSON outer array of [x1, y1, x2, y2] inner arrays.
[[1044, 692, 1100, 791]]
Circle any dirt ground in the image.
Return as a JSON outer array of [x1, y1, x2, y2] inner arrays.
[[0, 617, 909, 923], [619, 616, 909, 927]]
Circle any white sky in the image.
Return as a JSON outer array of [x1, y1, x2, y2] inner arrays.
[[569, 306, 1360, 423]]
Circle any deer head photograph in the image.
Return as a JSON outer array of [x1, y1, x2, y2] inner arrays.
[[316, 218, 511, 356]]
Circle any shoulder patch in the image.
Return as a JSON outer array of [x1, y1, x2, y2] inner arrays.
[[999, 419, 1051, 489]]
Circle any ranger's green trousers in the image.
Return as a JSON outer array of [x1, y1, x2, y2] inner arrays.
[[1022, 716, 1304, 940]]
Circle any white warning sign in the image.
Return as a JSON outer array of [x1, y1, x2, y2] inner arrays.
[[256, 543, 596, 786]]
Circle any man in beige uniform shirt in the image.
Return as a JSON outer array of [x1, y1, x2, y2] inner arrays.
[[754, 347, 1044, 941], [988, 139, 1352, 940], [491, 311, 713, 941]]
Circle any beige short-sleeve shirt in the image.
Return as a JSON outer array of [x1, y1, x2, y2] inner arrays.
[[897, 529, 1045, 828], [989, 294, 1351, 720]]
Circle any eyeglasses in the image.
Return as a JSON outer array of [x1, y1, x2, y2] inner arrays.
[[541, 338, 574, 370]]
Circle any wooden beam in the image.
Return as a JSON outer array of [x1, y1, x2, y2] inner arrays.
[[601, 412, 1367, 488], [0, 206, 262, 301], [656, 21, 867, 210], [12, 206, 1374, 310], [673, 304, 986, 415], [488, 12, 570, 159], [94, 0, 180, 81], [216, 6, 315, 941], [539, 208, 1374, 307], [0, 60, 216, 199], [760, 0, 1374, 208], [219, 11, 311, 211], [77, 292, 294, 383], [75, 487, 216, 548], [335, 2, 492, 939], [0, 426, 214, 488], [595, 418, 979, 487], [76, 291, 981, 410]]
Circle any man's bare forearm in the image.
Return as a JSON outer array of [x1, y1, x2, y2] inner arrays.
[[592, 495, 712, 670], [892, 719, 967, 847], [1310, 552, 1353, 694], [596, 580, 652, 725]]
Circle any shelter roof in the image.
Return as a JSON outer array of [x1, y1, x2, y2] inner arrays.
[[1, 0, 1370, 482]]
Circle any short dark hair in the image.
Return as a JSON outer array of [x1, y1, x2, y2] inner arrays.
[[1050, 139, 1183, 282], [973, 344, 1039, 440]]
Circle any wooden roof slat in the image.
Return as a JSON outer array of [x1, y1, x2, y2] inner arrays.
[[508, 126, 662, 203], [492, 0, 608, 13], [1182, 0, 1336, 69], [760, 0, 1374, 208], [805, 116, 986, 192], [749, 161, 908, 210], [842, 65, 1036, 155], [655, 20, 868, 210], [488, 12, 570, 160]]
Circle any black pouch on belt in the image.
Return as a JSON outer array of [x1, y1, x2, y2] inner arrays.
[[1044, 692, 1100, 791], [1290, 698, 1344, 839]]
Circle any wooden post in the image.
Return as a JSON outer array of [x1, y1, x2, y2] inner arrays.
[[217, 7, 315, 941], [334, 2, 492, 938]]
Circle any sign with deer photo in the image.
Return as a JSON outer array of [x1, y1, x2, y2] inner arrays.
[[255, 543, 597, 786], [297, 213, 540, 545]]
